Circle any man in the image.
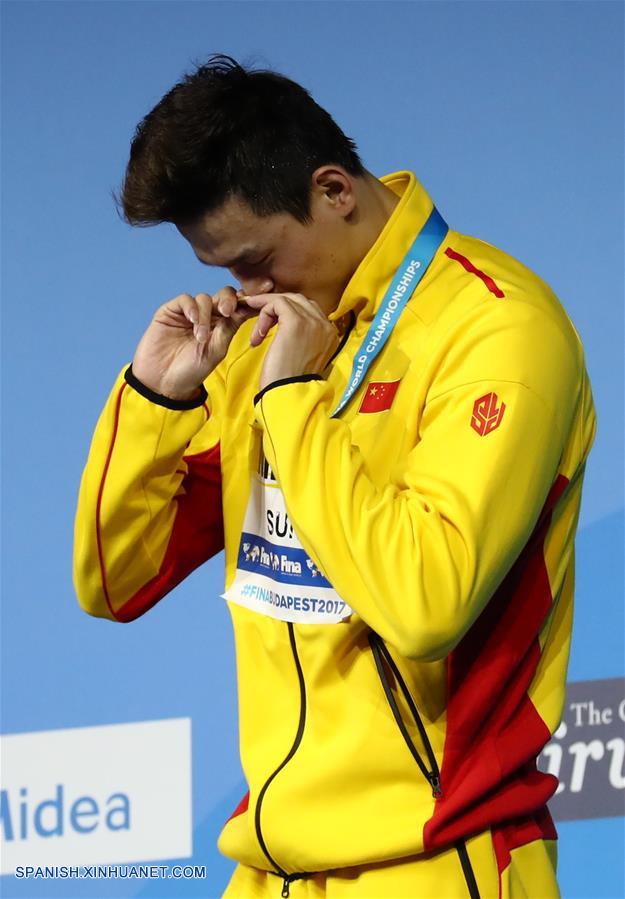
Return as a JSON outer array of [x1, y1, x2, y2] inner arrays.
[[73, 54, 597, 898]]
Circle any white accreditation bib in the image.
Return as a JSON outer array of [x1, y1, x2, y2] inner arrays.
[[221, 450, 354, 625]]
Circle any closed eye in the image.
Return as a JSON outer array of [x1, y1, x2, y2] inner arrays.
[[233, 254, 271, 273], [193, 251, 269, 269]]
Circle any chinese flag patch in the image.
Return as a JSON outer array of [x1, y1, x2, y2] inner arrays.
[[359, 380, 401, 414], [471, 392, 506, 436]]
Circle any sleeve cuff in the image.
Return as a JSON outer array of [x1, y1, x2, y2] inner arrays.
[[124, 365, 208, 410], [253, 373, 325, 407]]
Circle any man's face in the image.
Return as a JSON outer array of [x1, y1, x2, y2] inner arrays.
[[175, 189, 355, 317]]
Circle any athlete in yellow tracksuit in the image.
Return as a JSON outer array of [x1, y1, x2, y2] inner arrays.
[[73, 171, 597, 898]]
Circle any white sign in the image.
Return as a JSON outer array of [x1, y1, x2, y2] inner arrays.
[[0, 718, 192, 872], [222, 454, 353, 625]]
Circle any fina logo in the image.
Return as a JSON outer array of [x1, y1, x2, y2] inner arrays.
[[1, 785, 130, 841]]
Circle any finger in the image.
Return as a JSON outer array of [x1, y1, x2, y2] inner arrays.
[[235, 287, 253, 311], [230, 299, 259, 326], [249, 300, 294, 346], [194, 293, 213, 344], [242, 293, 277, 310], [256, 304, 280, 339], [212, 286, 239, 319], [244, 294, 299, 320], [175, 293, 200, 325], [245, 292, 320, 315], [207, 287, 257, 329], [249, 305, 275, 347]]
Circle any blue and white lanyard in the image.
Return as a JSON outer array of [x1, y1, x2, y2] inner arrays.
[[330, 207, 448, 418]]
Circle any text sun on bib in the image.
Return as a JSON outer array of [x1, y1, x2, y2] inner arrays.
[[221, 447, 353, 624]]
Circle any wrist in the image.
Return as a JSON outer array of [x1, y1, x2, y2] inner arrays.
[[161, 384, 203, 402]]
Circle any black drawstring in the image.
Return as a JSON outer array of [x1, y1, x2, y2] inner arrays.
[[368, 632, 442, 796], [456, 839, 481, 899]]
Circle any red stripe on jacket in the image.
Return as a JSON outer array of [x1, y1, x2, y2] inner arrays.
[[492, 804, 557, 897], [95, 382, 128, 620], [424, 474, 569, 850], [226, 791, 250, 824], [115, 443, 224, 622], [445, 247, 506, 298]]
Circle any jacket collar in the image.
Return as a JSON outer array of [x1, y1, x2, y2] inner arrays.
[[328, 171, 436, 326]]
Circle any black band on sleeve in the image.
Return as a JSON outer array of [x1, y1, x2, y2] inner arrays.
[[124, 365, 208, 411], [253, 373, 324, 407]]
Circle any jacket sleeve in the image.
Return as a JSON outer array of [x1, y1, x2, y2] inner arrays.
[[73, 363, 225, 623], [252, 304, 582, 660]]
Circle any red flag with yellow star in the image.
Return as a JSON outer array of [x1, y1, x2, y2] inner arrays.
[[358, 380, 401, 414]]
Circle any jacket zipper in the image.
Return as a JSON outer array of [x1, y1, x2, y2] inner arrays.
[[368, 631, 481, 898], [252, 313, 356, 891], [254, 621, 312, 897], [368, 632, 442, 797]]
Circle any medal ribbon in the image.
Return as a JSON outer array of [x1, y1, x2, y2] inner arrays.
[[331, 206, 448, 418]]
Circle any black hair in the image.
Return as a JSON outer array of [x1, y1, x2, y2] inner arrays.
[[113, 53, 366, 226]]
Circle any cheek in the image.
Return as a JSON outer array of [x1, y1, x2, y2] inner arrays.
[[272, 237, 329, 291], [271, 258, 309, 292]]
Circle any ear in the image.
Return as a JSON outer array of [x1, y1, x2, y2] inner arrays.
[[310, 166, 357, 219]]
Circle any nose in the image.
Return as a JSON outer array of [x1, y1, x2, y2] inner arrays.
[[236, 275, 274, 296]]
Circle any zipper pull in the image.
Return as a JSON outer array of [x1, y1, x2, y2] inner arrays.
[[429, 772, 443, 798], [281, 876, 291, 898]]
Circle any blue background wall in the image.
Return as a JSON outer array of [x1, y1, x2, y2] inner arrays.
[[2, 2, 623, 897]]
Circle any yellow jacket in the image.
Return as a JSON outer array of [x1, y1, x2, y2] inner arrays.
[[74, 172, 597, 885]]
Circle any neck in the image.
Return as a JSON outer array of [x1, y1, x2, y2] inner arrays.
[[355, 171, 400, 251], [330, 172, 400, 326]]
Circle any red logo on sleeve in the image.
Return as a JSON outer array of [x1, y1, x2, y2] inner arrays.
[[471, 392, 506, 435], [359, 380, 401, 413]]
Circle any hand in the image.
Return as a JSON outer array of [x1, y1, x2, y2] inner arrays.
[[244, 292, 342, 392], [132, 287, 257, 400]]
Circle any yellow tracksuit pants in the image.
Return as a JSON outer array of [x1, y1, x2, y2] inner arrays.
[[221, 829, 559, 898]]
